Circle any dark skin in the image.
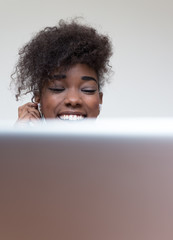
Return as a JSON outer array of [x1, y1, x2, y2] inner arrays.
[[17, 64, 103, 122]]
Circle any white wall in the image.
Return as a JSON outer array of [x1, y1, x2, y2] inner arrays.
[[0, 0, 173, 120]]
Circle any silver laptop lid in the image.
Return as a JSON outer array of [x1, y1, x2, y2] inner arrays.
[[1, 119, 173, 240]]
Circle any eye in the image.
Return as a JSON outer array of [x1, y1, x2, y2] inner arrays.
[[81, 89, 97, 94], [48, 87, 65, 93]]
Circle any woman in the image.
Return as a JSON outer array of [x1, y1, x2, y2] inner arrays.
[[11, 19, 113, 122]]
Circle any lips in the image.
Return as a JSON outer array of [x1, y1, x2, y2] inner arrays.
[[57, 113, 86, 121]]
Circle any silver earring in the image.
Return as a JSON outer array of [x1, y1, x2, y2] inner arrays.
[[99, 104, 102, 111], [38, 103, 44, 118]]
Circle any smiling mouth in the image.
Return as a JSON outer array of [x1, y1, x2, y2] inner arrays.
[[58, 114, 86, 121]]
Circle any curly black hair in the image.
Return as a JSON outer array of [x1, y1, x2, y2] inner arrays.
[[11, 19, 113, 100]]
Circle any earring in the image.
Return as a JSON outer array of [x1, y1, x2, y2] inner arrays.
[[38, 103, 44, 118], [99, 104, 102, 111]]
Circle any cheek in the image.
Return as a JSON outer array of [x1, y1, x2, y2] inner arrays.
[[40, 95, 62, 117], [86, 96, 100, 116]]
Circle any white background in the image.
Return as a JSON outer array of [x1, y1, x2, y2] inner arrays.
[[0, 0, 173, 120]]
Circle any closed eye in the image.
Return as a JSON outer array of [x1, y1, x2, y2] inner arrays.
[[48, 87, 65, 93], [81, 89, 97, 94]]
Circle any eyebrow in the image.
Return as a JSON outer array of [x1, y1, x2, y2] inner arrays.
[[51, 74, 66, 80], [81, 76, 97, 82]]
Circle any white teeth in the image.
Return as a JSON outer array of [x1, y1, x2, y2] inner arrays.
[[59, 115, 85, 121]]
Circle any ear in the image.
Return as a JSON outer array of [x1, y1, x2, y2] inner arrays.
[[99, 92, 103, 105], [34, 92, 40, 103]]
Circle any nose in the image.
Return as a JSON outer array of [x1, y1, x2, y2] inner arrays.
[[64, 89, 82, 107]]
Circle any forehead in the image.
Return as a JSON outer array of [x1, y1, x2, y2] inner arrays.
[[52, 64, 98, 80]]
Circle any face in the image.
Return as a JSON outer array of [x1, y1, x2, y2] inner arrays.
[[38, 64, 103, 120]]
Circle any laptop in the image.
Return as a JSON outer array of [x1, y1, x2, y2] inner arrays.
[[1, 118, 173, 240]]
